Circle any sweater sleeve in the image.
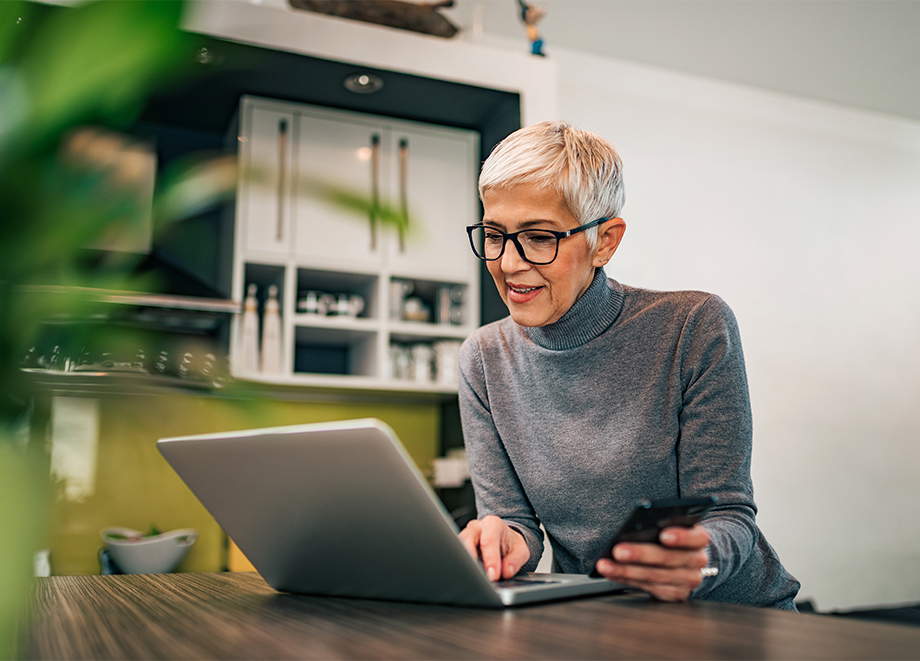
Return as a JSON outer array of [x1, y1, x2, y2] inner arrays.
[[672, 294, 762, 598], [457, 334, 546, 571]]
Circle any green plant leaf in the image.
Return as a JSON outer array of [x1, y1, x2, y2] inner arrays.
[[15, 1, 193, 151], [0, 1, 34, 66]]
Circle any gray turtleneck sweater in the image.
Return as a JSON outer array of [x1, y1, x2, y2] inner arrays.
[[458, 269, 800, 609]]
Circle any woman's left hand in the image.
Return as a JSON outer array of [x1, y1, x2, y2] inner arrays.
[[593, 525, 711, 602]]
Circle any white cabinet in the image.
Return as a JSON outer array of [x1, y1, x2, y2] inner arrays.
[[292, 106, 477, 279], [238, 102, 295, 258], [383, 126, 477, 280], [293, 111, 385, 270], [231, 97, 481, 393]]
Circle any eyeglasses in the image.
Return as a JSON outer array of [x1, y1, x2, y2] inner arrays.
[[466, 217, 609, 266]]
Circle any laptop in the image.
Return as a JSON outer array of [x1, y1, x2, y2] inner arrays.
[[157, 418, 626, 607]]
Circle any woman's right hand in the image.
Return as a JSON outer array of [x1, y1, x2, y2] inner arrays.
[[458, 515, 531, 582]]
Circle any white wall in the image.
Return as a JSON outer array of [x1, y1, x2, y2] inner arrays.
[[192, 0, 920, 611], [556, 48, 920, 611]]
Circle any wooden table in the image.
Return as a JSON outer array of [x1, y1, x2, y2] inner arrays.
[[19, 572, 920, 660]]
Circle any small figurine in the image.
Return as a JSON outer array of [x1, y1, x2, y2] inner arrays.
[[517, 0, 547, 56]]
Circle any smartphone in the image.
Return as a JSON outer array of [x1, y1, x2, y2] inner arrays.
[[590, 495, 717, 577]]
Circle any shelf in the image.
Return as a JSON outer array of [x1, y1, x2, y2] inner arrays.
[[19, 285, 239, 334], [233, 371, 460, 396], [23, 368, 458, 404], [388, 321, 469, 342], [20, 286, 240, 314], [22, 368, 226, 395], [292, 314, 379, 331]]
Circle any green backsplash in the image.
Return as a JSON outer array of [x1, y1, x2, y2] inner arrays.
[[45, 387, 442, 576]]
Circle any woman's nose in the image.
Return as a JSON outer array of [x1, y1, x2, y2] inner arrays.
[[500, 238, 530, 272]]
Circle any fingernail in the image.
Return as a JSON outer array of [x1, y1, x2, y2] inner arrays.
[[487, 566, 498, 581], [660, 531, 677, 545], [613, 546, 631, 561]]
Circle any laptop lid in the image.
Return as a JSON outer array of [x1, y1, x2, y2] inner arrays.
[[157, 418, 623, 607]]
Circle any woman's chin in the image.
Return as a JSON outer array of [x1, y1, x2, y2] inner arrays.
[[507, 306, 552, 328]]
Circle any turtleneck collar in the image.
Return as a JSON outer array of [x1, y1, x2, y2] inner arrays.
[[521, 268, 624, 350]]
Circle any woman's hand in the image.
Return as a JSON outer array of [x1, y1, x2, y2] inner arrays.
[[458, 515, 531, 582], [593, 525, 711, 602]]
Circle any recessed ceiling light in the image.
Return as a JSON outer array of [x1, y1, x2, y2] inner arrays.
[[344, 73, 384, 94]]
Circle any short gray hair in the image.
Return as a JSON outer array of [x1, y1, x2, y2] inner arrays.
[[478, 121, 626, 248]]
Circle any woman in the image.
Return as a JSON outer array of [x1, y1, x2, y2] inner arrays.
[[457, 121, 800, 609]]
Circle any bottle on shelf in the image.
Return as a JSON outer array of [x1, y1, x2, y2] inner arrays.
[[261, 284, 283, 374], [240, 283, 261, 373]]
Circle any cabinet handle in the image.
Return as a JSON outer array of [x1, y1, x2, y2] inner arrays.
[[370, 133, 380, 250], [398, 138, 408, 253], [276, 118, 288, 242]]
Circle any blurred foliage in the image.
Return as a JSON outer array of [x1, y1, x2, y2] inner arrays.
[[0, 2, 413, 655], [0, 0, 199, 432], [0, 2, 200, 657]]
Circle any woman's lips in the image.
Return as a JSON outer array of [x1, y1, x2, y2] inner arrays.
[[506, 283, 543, 304]]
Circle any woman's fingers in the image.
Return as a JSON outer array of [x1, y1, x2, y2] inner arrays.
[[458, 516, 529, 581], [477, 517, 506, 581], [611, 541, 709, 569], [593, 524, 713, 601], [658, 524, 710, 549], [457, 520, 482, 561]]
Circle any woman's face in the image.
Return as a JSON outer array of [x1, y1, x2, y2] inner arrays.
[[481, 183, 622, 327]]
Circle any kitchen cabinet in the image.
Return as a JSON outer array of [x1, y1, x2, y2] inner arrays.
[[231, 97, 481, 392], [238, 103, 296, 258], [292, 110, 385, 270], [382, 126, 477, 280]]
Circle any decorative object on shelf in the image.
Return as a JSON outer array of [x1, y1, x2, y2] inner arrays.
[[402, 296, 430, 323], [260, 285, 283, 374], [288, 0, 460, 38], [388, 344, 413, 381], [298, 290, 333, 315], [101, 526, 198, 574], [433, 339, 462, 387], [436, 283, 466, 326], [241, 284, 261, 372], [387, 340, 461, 386], [516, 0, 547, 56], [410, 343, 434, 384], [333, 293, 365, 318], [390, 279, 414, 321], [297, 290, 364, 317]]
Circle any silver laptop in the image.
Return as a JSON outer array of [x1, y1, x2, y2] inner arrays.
[[157, 418, 625, 607]]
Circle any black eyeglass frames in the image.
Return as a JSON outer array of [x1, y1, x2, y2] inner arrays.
[[466, 217, 609, 266]]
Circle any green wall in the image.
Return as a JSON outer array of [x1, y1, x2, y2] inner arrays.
[[45, 387, 442, 576]]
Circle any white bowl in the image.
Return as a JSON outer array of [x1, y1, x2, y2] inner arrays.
[[101, 527, 198, 574]]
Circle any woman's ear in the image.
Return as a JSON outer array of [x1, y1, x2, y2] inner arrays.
[[593, 217, 626, 267]]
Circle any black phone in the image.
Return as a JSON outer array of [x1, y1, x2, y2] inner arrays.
[[590, 495, 717, 577]]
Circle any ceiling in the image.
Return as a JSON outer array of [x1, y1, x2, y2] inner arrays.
[[443, 0, 920, 123]]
